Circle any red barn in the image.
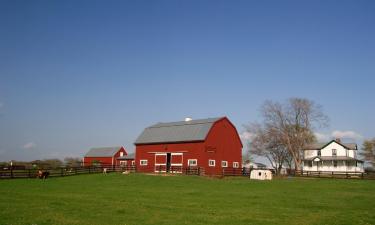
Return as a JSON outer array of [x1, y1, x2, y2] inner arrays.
[[134, 117, 242, 175], [83, 146, 133, 167]]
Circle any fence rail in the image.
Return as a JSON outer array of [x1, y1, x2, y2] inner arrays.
[[2, 165, 375, 180], [0, 165, 137, 179], [295, 170, 375, 179]]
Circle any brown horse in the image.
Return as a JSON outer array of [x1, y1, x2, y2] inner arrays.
[[37, 170, 50, 179]]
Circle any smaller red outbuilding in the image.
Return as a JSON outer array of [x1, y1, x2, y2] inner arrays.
[[83, 146, 133, 167]]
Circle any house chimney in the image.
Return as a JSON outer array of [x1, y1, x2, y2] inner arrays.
[[335, 138, 341, 143], [185, 117, 192, 122]]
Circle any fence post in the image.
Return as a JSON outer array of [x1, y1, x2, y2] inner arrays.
[[10, 166, 13, 179]]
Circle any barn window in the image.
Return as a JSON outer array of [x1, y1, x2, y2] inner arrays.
[[131, 161, 135, 165], [332, 149, 337, 156], [140, 160, 148, 166], [188, 159, 197, 166], [233, 162, 239, 168], [120, 152, 124, 157], [221, 161, 228, 168], [209, 160, 215, 167]]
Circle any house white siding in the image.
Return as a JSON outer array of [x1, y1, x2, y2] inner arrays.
[[303, 140, 364, 173]]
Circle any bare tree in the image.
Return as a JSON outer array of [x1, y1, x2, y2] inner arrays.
[[64, 157, 82, 167], [247, 98, 328, 171], [246, 123, 290, 175], [360, 138, 375, 167]]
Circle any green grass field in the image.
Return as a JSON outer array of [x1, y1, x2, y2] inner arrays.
[[0, 174, 374, 225]]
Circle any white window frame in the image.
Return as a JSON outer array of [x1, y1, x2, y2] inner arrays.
[[221, 161, 228, 168], [131, 161, 135, 166], [140, 160, 148, 166], [209, 159, 215, 167], [188, 159, 197, 166], [120, 152, 124, 157], [233, 162, 239, 168]]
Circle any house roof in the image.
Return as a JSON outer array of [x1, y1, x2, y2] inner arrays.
[[304, 156, 363, 162], [134, 117, 223, 145], [85, 146, 123, 157], [304, 140, 357, 150], [117, 153, 135, 160]]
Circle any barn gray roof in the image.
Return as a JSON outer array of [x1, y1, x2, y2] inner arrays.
[[85, 146, 123, 157], [134, 117, 223, 145], [117, 153, 135, 160], [304, 140, 357, 150]]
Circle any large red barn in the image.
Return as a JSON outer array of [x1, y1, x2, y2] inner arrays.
[[83, 146, 133, 167], [134, 117, 243, 175]]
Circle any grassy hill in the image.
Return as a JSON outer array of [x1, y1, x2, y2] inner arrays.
[[1, 173, 374, 225]]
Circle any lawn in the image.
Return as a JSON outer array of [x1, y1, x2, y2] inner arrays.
[[0, 174, 374, 225]]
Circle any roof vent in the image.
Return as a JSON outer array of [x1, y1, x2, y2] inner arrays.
[[185, 117, 192, 122]]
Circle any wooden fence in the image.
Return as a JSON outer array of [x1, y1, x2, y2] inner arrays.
[[2, 165, 375, 180], [295, 170, 375, 179], [0, 165, 136, 179]]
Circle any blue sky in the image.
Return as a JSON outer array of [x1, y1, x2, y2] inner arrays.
[[0, 0, 374, 161]]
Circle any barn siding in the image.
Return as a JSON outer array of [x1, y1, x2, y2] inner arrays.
[[84, 147, 127, 167], [135, 117, 242, 175]]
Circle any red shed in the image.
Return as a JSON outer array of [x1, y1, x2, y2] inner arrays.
[[134, 117, 243, 175], [83, 146, 132, 167]]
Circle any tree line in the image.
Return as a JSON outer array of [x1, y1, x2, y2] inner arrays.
[[0, 157, 82, 169]]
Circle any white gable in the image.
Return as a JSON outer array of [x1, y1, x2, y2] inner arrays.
[[321, 142, 346, 157]]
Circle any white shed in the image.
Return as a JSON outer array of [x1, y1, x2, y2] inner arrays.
[[250, 170, 273, 180]]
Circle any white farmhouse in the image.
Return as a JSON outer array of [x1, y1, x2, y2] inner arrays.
[[303, 139, 364, 173]]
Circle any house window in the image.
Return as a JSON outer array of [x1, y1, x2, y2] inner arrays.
[[209, 160, 215, 167], [332, 149, 337, 156], [120, 152, 124, 157], [140, 160, 148, 166], [333, 161, 337, 167], [317, 150, 321, 156], [120, 161, 127, 166], [304, 161, 312, 167], [233, 162, 239, 168], [131, 161, 135, 166], [188, 159, 197, 166], [221, 161, 228, 168]]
